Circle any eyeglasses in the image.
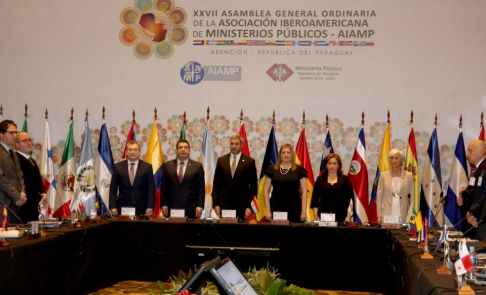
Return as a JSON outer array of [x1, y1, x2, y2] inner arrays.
[[17, 138, 34, 144], [5, 131, 18, 135]]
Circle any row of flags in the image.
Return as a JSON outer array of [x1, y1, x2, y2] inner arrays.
[[19, 112, 484, 225]]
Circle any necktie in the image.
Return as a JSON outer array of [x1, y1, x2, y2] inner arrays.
[[231, 156, 236, 178], [9, 150, 16, 167], [29, 157, 35, 166], [178, 162, 185, 183], [129, 163, 135, 185]]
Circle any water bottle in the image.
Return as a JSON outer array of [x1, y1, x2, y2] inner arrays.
[[468, 246, 477, 280]]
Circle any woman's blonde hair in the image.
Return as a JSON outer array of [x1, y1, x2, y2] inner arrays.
[[274, 144, 297, 171]]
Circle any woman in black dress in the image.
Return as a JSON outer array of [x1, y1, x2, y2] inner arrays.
[[264, 144, 308, 222], [311, 153, 354, 222]]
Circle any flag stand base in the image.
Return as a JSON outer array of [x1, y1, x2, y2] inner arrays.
[[346, 222, 358, 227], [69, 222, 81, 228], [0, 239, 10, 247], [458, 285, 475, 294], [421, 252, 433, 259], [437, 266, 451, 275], [40, 230, 47, 238], [418, 242, 425, 249]]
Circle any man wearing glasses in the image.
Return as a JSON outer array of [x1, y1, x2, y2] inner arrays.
[[15, 132, 46, 222], [0, 120, 26, 223]]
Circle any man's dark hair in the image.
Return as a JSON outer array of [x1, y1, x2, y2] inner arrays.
[[0, 120, 17, 133], [176, 139, 190, 149]]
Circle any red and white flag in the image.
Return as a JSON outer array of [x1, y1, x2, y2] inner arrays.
[[454, 239, 474, 275], [348, 127, 369, 224]]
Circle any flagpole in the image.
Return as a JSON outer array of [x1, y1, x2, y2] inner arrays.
[[240, 109, 243, 126]]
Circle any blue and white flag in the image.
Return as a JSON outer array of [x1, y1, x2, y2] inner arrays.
[[319, 129, 334, 173], [444, 130, 468, 230], [420, 128, 444, 227], [198, 122, 217, 219], [72, 119, 96, 213], [95, 120, 114, 215]]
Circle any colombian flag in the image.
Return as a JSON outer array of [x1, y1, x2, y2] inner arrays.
[[2, 206, 7, 230], [370, 122, 391, 222], [145, 118, 164, 218]]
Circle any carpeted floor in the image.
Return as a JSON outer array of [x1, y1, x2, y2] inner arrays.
[[89, 280, 381, 295]]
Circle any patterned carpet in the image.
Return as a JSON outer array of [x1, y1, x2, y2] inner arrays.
[[89, 280, 381, 295]]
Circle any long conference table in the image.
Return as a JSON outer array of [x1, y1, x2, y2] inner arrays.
[[0, 218, 482, 295]]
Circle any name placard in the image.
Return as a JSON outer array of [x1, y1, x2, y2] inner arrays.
[[171, 209, 185, 218], [320, 213, 335, 222], [222, 210, 236, 218], [384, 215, 400, 224], [121, 207, 136, 216], [273, 211, 288, 221]]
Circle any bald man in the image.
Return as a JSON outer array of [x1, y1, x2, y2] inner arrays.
[[15, 132, 46, 222], [458, 140, 486, 239]]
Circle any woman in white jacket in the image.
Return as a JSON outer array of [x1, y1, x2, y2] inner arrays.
[[376, 149, 415, 224]]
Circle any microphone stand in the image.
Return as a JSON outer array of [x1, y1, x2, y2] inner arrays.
[[429, 192, 445, 228]]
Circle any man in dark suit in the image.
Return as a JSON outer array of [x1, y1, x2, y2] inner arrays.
[[212, 134, 258, 221], [15, 132, 46, 222], [0, 120, 26, 223], [109, 141, 155, 217], [161, 139, 204, 219], [458, 140, 486, 239]]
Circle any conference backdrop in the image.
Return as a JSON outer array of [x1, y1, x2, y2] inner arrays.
[[1, 0, 485, 191]]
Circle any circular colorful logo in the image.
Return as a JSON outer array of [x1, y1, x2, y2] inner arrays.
[[180, 61, 205, 85], [119, 0, 188, 60]]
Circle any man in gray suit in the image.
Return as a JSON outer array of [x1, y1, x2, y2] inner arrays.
[[161, 139, 205, 219], [0, 120, 26, 222]]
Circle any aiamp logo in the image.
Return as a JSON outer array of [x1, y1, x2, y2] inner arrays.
[[180, 61, 205, 85], [266, 63, 294, 82], [180, 62, 242, 85]]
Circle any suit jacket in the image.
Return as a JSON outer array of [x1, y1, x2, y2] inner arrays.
[[161, 159, 204, 218], [376, 169, 415, 223], [463, 159, 486, 240], [17, 153, 46, 222], [0, 145, 25, 222], [212, 153, 258, 219], [109, 159, 155, 216]]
